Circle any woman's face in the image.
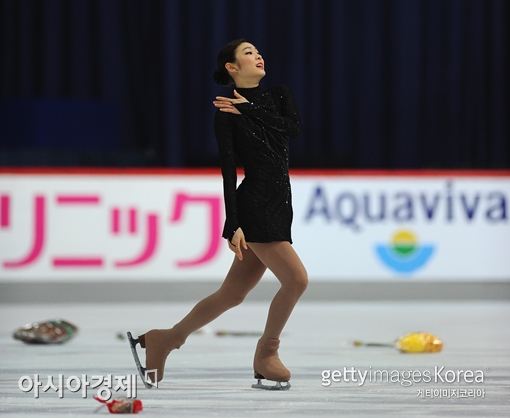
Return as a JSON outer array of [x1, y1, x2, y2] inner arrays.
[[229, 42, 265, 82]]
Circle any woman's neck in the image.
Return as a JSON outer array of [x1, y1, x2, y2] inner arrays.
[[235, 82, 259, 89], [236, 84, 260, 89], [233, 75, 263, 89]]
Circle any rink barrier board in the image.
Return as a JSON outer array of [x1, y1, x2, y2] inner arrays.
[[1, 168, 509, 282]]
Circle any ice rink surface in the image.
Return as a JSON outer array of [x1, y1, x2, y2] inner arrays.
[[1, 301, 509, 417]]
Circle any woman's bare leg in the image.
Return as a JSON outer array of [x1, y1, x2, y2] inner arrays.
[[142, 246, 266, 382], [171, 246, 267, 341], [248, 242, 308, 339], [247, 241, 308, 383]]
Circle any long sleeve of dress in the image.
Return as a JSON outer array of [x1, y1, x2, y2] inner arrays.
[[235, 84, 301, 138], [214, 111, 239, 241]]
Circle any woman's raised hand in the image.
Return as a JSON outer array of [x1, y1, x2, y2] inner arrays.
[[213, 90, 248, 114], [228, 227, 248, 260]]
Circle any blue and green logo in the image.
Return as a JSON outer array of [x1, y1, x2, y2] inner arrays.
[[375, 230, 435, 274]]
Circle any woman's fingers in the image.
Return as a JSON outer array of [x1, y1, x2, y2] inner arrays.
[[213, 100, 234, 108], [214, 96, 235, 107], [233, 90, 248, 103], [228, 227, 247, 260], [213, 99, 241, 114], [213, 90, 247, 114], [235, 244, 243, 260], [216, 95, 233, 102], [228, 240, 243, 260], [240, 234, 248, 250], [218, 106, 241, 115], [215, 93, 248, 106]]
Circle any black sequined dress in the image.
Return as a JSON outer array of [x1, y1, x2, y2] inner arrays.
[[214, 84, 301, 243]]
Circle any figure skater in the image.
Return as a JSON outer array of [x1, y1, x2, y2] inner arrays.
[[128, 39, 308, 391]]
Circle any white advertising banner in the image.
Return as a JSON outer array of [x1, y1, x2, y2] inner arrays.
[[291, 173, 509, 281], [0, 170, 509, 282]]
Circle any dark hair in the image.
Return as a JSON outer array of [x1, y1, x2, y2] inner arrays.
[[213, 38, 247, 86]]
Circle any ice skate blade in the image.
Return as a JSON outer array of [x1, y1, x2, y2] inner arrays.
[[126, 331, 155, 389], [251, 379, 291, 391]]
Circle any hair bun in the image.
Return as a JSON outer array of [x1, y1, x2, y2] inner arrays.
[[213, 68, 231, 86]]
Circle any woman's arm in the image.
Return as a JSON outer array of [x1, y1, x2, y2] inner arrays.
[[214, 111, 239, 242], [235, 85, 301, 138]]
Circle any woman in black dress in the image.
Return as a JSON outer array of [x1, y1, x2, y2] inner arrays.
[[129, 39, 307, 390]]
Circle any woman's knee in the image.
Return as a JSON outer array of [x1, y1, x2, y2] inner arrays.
[[295, 267, 309, 294], [217, 286, 248, 308], [285, 266, 308, 295], [227, 291, 247, 308]]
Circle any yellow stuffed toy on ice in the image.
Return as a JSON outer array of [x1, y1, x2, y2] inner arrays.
[[395, 332, 443, 353], [353, 331, 443, 353]]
